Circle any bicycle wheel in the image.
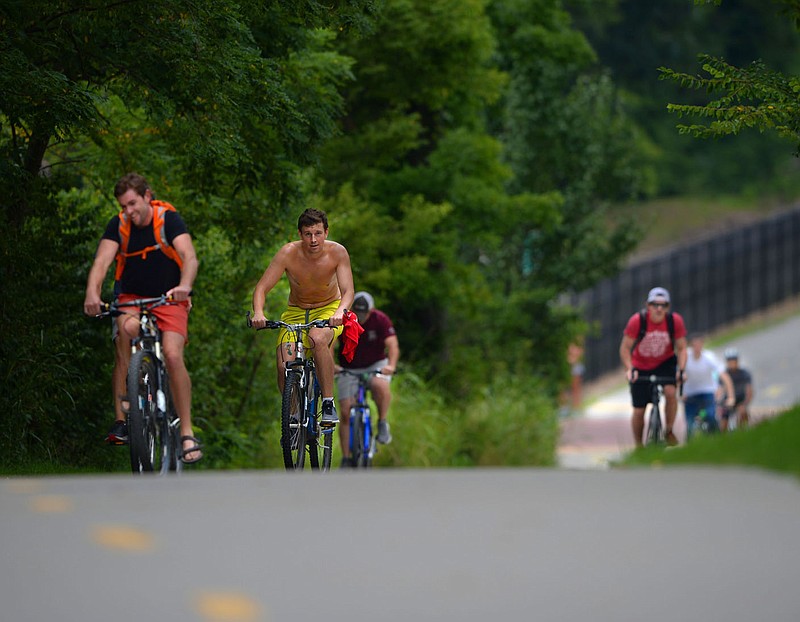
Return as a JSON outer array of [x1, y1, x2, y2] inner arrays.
[[646, 402, 663, 446], [306, 370, 323, 470], [127, 350, 170, 474], [163, 378, 183, 473], [281, 372, 307, 470], [350, 406, 364, 467]]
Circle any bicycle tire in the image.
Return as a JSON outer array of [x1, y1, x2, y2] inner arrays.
[[163, 377, 183, 473], [281, 372, 307, 470], [305, 369, 322, 470], [127, 350, 170, 474], [363, 410, 374, 468], [350, 406, 364, 468], [319, 427, 333, 471], [647, 402, 663, 446]]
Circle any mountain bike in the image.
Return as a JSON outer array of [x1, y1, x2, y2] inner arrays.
[[247, 313, 335, 471], [98, 295, 183, 474], [633, 374, 679, 446], [337, 369, 385, 468]]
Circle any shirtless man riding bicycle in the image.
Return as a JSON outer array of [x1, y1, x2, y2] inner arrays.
[[250, 208, 355, 426]]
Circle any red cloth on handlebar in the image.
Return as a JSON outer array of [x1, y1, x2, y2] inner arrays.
[[341, 309, 364, 362]]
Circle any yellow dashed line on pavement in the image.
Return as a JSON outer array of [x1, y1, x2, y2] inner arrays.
[[6, 479, 47, 494], [91, 524, 156, 553], [194, 591, 265, 622], [30, 494, 73, 513]]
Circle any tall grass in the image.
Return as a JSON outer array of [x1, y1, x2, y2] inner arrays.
[[620, 406, 800, 478], [372, 371, 558, 468]]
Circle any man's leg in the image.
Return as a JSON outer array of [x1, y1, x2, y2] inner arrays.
[[162, 331, 200, 461], [631, 406, 646, 447], [338, 396, 355, 458], [310, 327, 338, 424], [371, 376, 393, 444], [106, 319, 133, 442], [664, 384, 679, 445]]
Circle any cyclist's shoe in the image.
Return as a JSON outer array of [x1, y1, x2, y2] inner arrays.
[[321, 401, 339, 426], [106, 420, 128, 445], [377, 420, 393, 444], [340, 456, 354, 469], [665, 430, 679, 446]]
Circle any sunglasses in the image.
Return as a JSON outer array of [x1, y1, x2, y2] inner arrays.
[[648, 302, 669, 309]]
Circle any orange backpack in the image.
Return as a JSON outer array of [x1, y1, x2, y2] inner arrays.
[[114, 200, 184, 281]]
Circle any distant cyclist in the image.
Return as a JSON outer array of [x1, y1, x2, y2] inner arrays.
[[336, 291, 399, 466], [682, 333, 733, 438], [250, 208, 355, 426], [619, 287, 688, 447], [717, 348, 753, 431]]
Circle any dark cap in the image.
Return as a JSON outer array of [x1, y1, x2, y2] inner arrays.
[[352, 291, 374, 314]]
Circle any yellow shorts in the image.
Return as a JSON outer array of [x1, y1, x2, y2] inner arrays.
[[278, 300, 344, 351]]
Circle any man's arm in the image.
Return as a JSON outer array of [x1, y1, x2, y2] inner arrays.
[[674, 336, 688, 379], [719, 371, 736, 407], [84, 238, 119, 316], [383, 335, 400, 375], [167, 233, 198, 301], [331, 245, 355, 326], [251, 245, 289, 327], [619, 334, 635, 381]]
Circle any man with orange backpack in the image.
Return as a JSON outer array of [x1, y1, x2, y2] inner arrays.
[[83, 173, 202, 463]]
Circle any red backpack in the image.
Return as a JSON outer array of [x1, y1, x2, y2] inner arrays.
[[114, 200, 183, 281]]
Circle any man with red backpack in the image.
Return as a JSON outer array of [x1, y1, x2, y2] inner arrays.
[[83, 173, 202, 463], [619, 287, 688, 447]]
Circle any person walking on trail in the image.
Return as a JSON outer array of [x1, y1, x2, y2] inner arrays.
[[717, 348, 754, 432], [335, 291, 399, 466], [682, 333, 733, 438], [83, 173, 202, 463], [619, 287, 688, 447], [250, 208, 355, 426]]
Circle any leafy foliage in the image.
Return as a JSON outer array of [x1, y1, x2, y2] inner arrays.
[[661, 54, 800, 153]]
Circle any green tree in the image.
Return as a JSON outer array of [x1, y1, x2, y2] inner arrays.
[[660, 1, 800, 154], [0, 0, 378, 468]]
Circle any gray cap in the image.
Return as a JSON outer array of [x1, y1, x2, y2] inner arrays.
[[352, 291, 374, 314], [647, 287, 670, 304]]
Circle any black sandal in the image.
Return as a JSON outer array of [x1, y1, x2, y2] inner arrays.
[[180, 435, 203, 463]]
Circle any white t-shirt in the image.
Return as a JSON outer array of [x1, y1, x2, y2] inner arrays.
[[683, 349, 725, 396]]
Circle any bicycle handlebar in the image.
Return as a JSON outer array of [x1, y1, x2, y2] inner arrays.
[[245, 311, 329, 331], [95, 294, 182, 318], [336, 369, 390, 380], [630, 372, 684, 396], [630, 374, 678, 385]]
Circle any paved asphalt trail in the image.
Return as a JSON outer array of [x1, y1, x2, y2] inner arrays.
[[3, 468, 800, 622], [3, 313, 800, 621]]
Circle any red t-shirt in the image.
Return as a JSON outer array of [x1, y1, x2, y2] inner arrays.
[[624, 311, 686, 370]]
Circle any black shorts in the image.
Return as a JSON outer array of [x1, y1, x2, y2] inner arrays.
[[630, 356, 677, 408]]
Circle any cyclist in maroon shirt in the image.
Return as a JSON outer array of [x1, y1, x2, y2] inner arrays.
[[336, 292, 400, 465]]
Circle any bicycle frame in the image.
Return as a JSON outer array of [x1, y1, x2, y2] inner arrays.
[[633, 374, 678, 447], [339, 370, 382, 468], [101, 295, 182, 474], [248, 313, 333, 471]]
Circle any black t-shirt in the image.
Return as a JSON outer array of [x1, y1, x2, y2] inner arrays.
[[102, 210, 188, 296]]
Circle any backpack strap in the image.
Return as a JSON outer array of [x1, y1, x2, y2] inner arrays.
[[114, 200, 183, 281], [630, 309, 675, 354]]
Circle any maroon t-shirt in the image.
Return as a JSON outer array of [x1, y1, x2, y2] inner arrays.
[[339, 309, 396, 368]]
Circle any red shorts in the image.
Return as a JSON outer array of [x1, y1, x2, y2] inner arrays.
[[117, 294, 190, 342]]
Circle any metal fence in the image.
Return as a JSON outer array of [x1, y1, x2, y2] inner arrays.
[[569, 203, 800, 381]]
